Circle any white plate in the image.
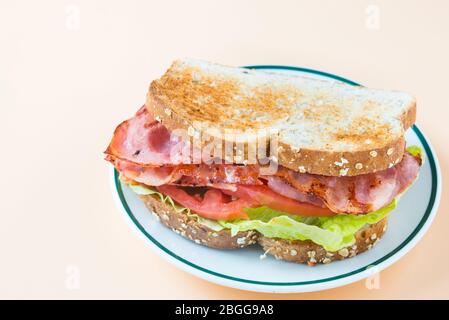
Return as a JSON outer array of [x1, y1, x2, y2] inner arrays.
[[110, 66, 442, 293]]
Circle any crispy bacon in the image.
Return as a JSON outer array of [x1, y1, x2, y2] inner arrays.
[[274, 152, 421, 214], [265, 176, 326, 208], [173, 164, 261, 186], [107, 157, 261, 187]]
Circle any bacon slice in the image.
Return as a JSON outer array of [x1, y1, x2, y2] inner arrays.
[[109, 157, 261, 187], [113, 158, 179, 186], [265, 176, 326, 208], [275, 152, 421, 214], [173, 164, 261, 186], [105, 106, 190, 166]]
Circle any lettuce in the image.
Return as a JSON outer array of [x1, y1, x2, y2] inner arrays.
[[406, 145, 422, 157], [126, 182, 396, 252], [406, 145, 424, 166], [219, 201, 395, 252]]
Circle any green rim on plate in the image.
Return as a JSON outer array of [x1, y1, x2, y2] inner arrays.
[[114, 66, 438, 286]]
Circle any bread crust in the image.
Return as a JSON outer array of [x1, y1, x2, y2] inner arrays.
[[139, 193, 388, 264], [146, 59, 416, 177], [258, 218, 387, 265], [276, 137, 408, 176]]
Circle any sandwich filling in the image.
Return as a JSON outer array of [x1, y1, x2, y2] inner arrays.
[[105, 106, 423, 251]]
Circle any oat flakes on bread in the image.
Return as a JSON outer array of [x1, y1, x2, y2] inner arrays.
[[258, 218, 387, 265]]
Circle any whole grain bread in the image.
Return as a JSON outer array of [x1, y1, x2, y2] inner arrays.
[[146, 58, 416, 176], [139, 192, 387, 265], [139, 194, 258, 249], [258, 218, 387, 265]]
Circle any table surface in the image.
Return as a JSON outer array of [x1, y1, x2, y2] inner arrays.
[[1, 0, 448, 299]]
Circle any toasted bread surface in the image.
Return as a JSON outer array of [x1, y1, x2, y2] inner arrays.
[[139, 192, 387, 264], [147, 59, 415, 176]]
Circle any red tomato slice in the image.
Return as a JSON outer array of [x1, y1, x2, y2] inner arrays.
[[222, 185, 336, 217], [156, 185, 257, 220], [157, 184, 335, 221]]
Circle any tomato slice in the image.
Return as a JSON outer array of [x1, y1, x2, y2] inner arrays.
[[156, 185, 257, 220], [222, 185, 335, 217], [157, 183, 335, 221]]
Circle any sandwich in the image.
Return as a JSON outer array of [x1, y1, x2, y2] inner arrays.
[[105, 59, 422, 265]]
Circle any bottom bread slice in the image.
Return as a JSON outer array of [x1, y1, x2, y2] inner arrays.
[[139, 193, 387, 265], [258, 219, 387, 265], [139, 194, 258, 249]]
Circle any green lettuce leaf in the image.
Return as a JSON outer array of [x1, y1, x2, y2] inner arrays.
[[219, 201, 395, 252], [406, 145, 422, 158]]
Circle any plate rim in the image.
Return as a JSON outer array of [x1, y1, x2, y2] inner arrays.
[[110, 65, 442, 291]]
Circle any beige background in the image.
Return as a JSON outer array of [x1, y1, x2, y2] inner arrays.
[[0, 0, 447, 299]]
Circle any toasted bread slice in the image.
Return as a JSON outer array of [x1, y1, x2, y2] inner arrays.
[[139, 192, 387, 264], [147, 58, 416, 176]]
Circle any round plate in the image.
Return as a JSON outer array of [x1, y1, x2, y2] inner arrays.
[[110, 66, 442, 293]]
